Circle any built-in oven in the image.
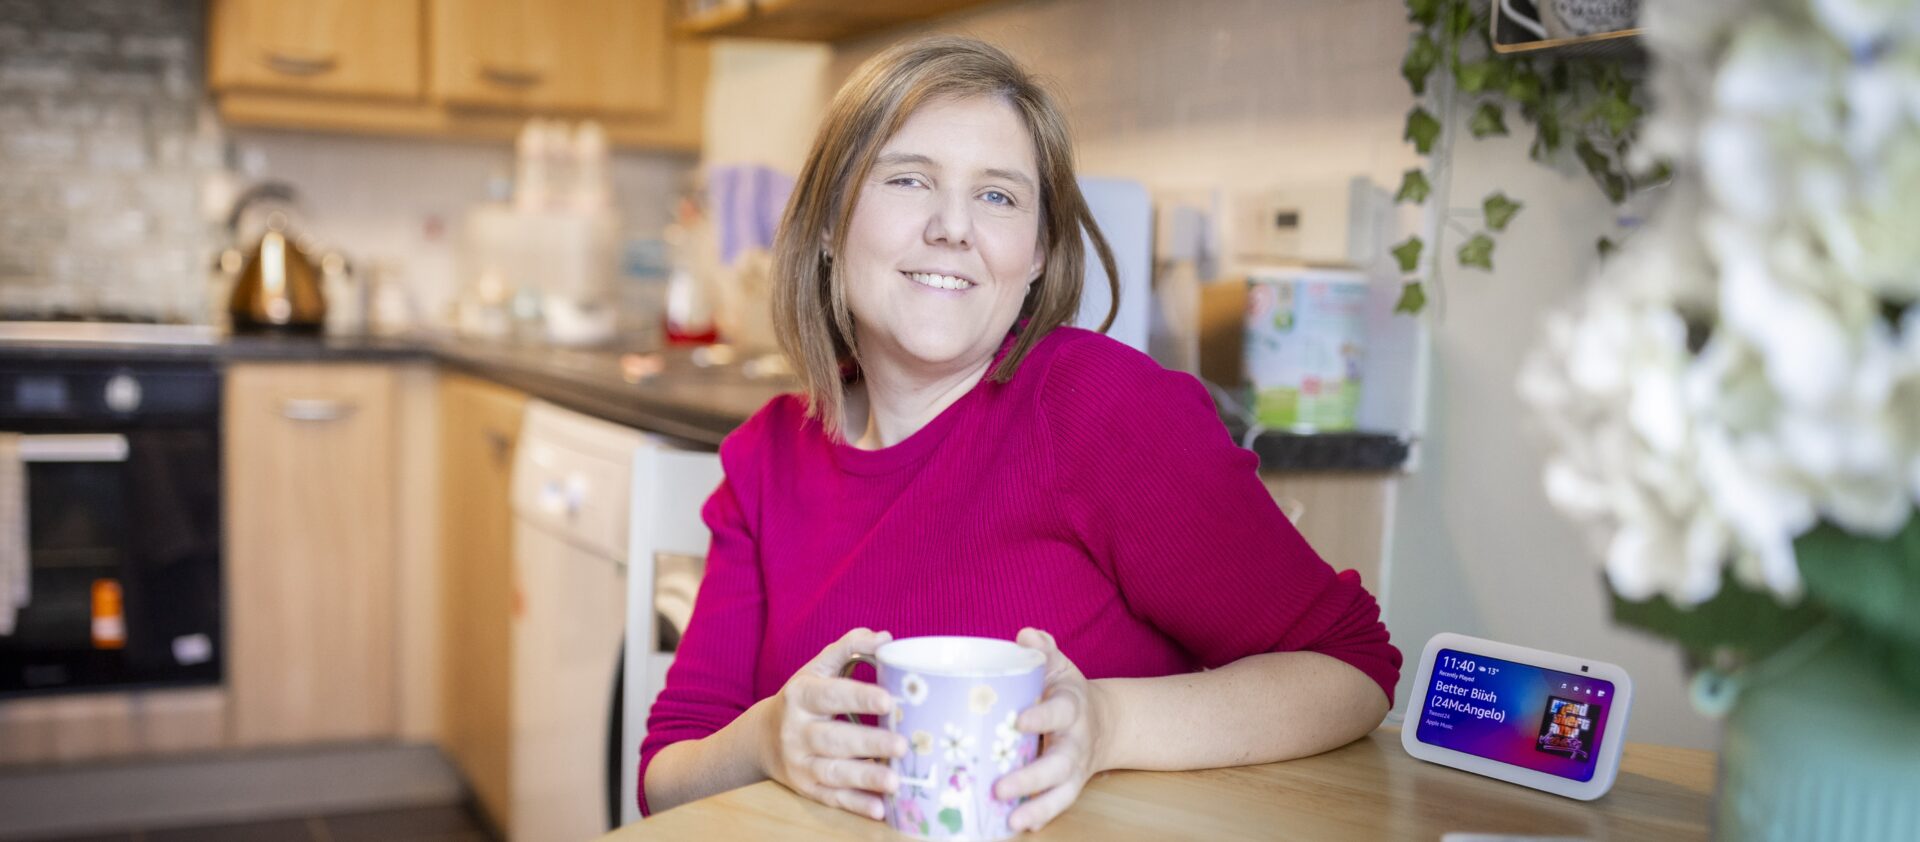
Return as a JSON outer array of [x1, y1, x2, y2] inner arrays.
[[0, 359, 223, 697]]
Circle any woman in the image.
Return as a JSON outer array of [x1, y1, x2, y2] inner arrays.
[[639, 36, 1400, 832]]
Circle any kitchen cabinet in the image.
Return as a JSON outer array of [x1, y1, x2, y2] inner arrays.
[[430, 0, 669, 115], [225, 363, 403, 747], [207, 0, 707, 151], [0, 689, 226, 765], [437, 374, 527, 829], [207, 0, 424, 100], [1262, 472, 1392, 593], [679, 0, 1002, 41]]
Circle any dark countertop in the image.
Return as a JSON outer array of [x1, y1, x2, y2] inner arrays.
[[0, 330, 1410, 469]]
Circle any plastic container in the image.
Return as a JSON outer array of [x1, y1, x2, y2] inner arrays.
[[1243, 268, 1370, 432]]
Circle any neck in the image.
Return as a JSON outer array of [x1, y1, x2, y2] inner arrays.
[[845, 349, 995, 450]]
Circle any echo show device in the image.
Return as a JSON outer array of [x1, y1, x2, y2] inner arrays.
[[1401, 633, 1633, 800]]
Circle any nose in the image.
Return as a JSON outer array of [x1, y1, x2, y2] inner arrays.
[[923, 190, 973, 248]]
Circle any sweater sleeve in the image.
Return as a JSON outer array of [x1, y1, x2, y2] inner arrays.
[[635, 418, 770, 816], [1041, 335, 1401, 702]]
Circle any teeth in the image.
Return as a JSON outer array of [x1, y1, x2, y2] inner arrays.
[[907, 272, 973, 291]]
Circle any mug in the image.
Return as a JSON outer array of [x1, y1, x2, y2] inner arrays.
[[842, 636, 1047, 841], [1500, 0, 1638, 40]]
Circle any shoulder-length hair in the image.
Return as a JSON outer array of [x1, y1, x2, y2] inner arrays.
[[770, 35, 1118, 440]]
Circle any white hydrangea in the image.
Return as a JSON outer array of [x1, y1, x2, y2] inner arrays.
[[1524, 0, 1920, 606]]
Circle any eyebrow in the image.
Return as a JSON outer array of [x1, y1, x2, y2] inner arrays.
[[873, 152, 1037, 192]]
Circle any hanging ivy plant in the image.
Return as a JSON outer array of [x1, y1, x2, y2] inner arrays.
[[1393, 0, 1666, 314]]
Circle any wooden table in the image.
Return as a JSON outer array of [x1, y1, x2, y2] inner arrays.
[[599, 728, 1716, 841]]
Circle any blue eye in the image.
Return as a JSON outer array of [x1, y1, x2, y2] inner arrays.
[[983, 190, 1014, 206]]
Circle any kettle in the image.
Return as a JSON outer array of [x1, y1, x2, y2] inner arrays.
[[226, 182, 327, 334]]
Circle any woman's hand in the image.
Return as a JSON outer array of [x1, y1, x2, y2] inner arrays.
[[993, 627, 1108, 833], [758, 627, 908, 821]]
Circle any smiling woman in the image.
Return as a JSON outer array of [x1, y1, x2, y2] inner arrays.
[[637, 36, 1401, 835]]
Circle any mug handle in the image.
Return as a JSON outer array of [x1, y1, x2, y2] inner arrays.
[[837, 652, 881, 726], [1498, 0, 1550, 39]]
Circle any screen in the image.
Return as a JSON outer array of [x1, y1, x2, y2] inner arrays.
[[1415, 648, 1614, 782]]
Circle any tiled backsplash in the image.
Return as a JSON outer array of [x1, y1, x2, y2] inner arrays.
[[0, 0, 696, 328], [0, 0, 224, 322]]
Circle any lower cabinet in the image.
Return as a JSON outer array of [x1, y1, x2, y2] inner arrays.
[[226, 363, 404, 746], [438, 374, 527, 829]]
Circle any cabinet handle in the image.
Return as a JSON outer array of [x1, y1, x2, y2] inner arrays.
[[280, 398, 358, 423], [479, 63, 545, 88], [18, 434, 128, 463], [485, 430, 514, 466], [260, 49, 338, 77]]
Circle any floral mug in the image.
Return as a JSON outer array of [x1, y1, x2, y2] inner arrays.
[[842, 636, 1046, 841]]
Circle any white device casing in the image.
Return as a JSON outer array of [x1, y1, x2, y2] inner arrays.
[[1400, 632, 1634, 801]]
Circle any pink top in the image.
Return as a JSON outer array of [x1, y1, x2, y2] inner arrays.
[[638, 327, 1401, 815]]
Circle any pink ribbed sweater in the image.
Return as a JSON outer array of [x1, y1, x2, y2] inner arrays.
[[638, 327, 1401, 815]]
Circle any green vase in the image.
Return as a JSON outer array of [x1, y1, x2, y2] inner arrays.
[[1715, 636, 1920, 840]]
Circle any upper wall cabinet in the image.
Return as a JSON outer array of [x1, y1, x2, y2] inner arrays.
[[680, 0, 1002, 41], [208, 0, 705, 151], [208, 0, 423, 99], [431, 0, 669, 115]]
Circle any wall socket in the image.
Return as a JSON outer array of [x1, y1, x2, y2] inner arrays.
[[1229, 177, 1389, 269]]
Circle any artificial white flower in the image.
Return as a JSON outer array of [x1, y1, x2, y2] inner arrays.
[[1526, 0, 1920, 609]]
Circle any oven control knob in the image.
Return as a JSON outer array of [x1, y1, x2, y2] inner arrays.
[[105, 372, 142, 413]]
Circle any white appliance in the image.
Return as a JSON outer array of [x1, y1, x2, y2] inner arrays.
[[509, 401, 654, 841], [1076, 177, 1153, 352], [619, 447, 724, 826]]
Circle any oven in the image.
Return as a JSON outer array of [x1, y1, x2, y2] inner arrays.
[[0, 359, 223, 697]]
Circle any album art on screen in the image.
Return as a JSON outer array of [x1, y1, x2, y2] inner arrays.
[[1535, 697, 1595, 762]]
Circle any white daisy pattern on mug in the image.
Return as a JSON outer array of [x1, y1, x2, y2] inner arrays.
[[910, 729, 934, 756], [967, 683, 998, 716], [901, 673, 929, 706], [941, 722, 976, 764]]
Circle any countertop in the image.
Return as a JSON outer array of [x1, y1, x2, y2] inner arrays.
[[0, 328, 1411, 467], [597, 727, 1714, 841]]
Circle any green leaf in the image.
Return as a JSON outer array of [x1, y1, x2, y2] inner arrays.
[[1597, 94, 1644, 136], [1506, 69, 1543, 105], [1457, 232, 1495, 269], [1404, 106, 1443, 155], [1455, 60, 1505, 93], [1408, 0, 1441, 25], [1576, 138, 1629, 203], [1394, 281, 1427, 314], [1597, 236, 1617, 258], [1403, 33, 1440, 96], [1797, 513, 1920, 650], [1445, 0, 1474, 37], [1530, 110, 1563, 159], [1391, 236, 1424, 273], [1395, 169, 1432, 204], [1611, 572, 1826, 663], [1482, 191, 1523, 231], [1468, 102, 1508, 138], [938, 808, 964, 834]]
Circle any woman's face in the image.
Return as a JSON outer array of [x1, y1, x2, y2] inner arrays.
[[840, 95, 1046, 376]]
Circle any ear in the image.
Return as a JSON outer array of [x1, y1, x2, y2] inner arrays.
[[1028, 237, 1046, 284]]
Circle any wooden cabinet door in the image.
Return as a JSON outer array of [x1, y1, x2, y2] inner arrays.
[[226, 364, 398, 746], [437, 375, 526, 829], [208, 0, 424, 99], [429, 0, 670, 115]]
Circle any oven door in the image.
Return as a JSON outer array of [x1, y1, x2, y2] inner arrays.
[[0, 428, 223, 697]]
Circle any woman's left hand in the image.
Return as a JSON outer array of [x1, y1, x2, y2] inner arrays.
[[993, 627, 1108, 833]]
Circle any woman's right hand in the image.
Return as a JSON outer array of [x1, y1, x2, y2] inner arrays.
[[758, 627, 906, 821]]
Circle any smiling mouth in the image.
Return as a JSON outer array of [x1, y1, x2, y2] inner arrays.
[[903, 271, 976, 291]]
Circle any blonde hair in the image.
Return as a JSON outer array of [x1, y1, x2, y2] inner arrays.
[[770, 35, 1118, 440]]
